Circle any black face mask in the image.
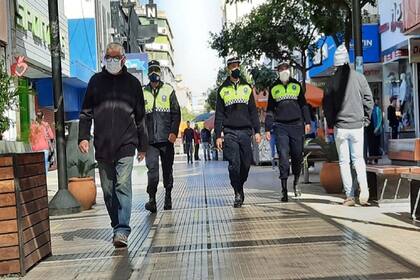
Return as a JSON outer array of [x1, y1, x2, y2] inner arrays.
[[149, 73, 161, 83], [231, 68, 241, 79]]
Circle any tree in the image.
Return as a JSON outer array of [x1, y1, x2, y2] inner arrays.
[[181, 107, 195, 122], [226, 0, 376, 50], [0, 60, 18, 139], [211, 0, 324, 86]]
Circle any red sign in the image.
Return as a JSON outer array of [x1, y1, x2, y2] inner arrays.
[[403, 0, 420, 33], [11, 56, 28, 77]]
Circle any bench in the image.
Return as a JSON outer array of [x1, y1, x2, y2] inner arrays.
[[303, 143, 326, 184], [366, 138, 420, 205], [401, 172, 420, 221]]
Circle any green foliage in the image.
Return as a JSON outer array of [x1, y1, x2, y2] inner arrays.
[[251, 65, 277, 92], [309, 137, 339, 162], [69, 160, 98, 178], [181, 107, 196, 121], [0, 60, 19, 136], [215, 0, 376, 80]]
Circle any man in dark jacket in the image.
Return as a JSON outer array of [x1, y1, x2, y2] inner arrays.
[[183, 121, 194, 164], [79, 42, 147, 248], [387, 96, 400, 139], [323, 45, 373, 207], [215, 57, 261, 208], [143, 60, 181, 213], [265, 57, 311, 202], [201, 126, 212, 161]]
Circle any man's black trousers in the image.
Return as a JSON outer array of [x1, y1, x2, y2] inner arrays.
[[223, 128, 253, 192], [146, 142, 175, 196], [273, 123, 304, 180]]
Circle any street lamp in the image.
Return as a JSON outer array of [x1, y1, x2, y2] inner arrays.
[[47, 0, 81, 215], [352, 0, 363, 73]]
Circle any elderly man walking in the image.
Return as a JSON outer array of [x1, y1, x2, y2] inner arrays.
[[78, 42, 148, 248]]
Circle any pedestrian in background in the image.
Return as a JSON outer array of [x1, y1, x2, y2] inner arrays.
[[29, 111, 55, 173], [201, 126, 212, 161], [367, 97, 383, 163], [78, 42, 148, 248], [387, 96, 400, 139], [183, 121, 194, 164], [323, 45, 373, 207], [193, 124, 201, 161]]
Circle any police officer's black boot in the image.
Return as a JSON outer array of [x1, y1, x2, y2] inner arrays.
[[164, 189, 172, 210], [145, 195, 157, 213], [233, 189, 242, 208], [293, 176, 301, 197], [281, 179, 288, 202], [239, 186, 245, 205]]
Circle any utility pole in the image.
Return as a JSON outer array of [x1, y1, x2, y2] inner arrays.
[[352, 0, 363, 74], [47, 0, 81, 216]]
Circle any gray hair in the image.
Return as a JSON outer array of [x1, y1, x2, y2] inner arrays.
[[105, 42, 125, 56]]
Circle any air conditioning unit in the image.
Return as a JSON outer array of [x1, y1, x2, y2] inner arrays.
[[161, 28, 166, 34]]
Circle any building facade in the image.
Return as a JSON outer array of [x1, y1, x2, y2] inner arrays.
[[402, 0, 420, 137], [379, 0, 416, 139], [221, 0, 266, 25], [175, 75, 193, 112], [138, 8, 175, 85]]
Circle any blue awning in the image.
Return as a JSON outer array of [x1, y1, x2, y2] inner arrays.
[[33, 77, 88, 121]]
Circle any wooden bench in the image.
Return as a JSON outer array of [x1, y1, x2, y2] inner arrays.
[[401, 172, 420, 221], [366, 138, 420, 205]]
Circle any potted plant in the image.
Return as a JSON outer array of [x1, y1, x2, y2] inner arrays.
[[310, 137, 343, 194], [68, 159, 97, 210], [0, 60, 19, 140]]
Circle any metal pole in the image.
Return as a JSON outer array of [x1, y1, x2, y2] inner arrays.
[[352, 0, 363, 74], [47, 0, 81, 215]]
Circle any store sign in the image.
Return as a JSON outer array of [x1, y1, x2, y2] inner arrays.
[[15, 0, 68, 57], [308, 25, 380, 78], [363, 63, 382, 82], [409, 38, 420, 63], [384, 48, 409, 62], [379, 0, 408, 53], [11, 56, 28, 77], [403, 0, 420, 33], [349, 24, 381, 63]]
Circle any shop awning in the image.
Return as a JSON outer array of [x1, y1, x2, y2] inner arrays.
[[305, 84, 324, 108], [34, 77, 88, 120]]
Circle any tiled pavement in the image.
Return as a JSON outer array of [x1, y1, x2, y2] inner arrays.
[[3, 159, 420, 279]]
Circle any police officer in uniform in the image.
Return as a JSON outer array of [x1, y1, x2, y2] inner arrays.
[[215, 57, 261, 208], [144, 60, 181, 212], [265, 57, 311, 202]]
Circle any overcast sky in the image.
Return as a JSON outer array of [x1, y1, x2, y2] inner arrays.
[[149, 0, 223, 96]]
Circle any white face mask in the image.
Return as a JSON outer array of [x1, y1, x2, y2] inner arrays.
[[105, 59, 123, 75], [279, 69, 290, 83]]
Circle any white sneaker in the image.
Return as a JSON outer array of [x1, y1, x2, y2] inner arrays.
[[359, 187, 369, 206]]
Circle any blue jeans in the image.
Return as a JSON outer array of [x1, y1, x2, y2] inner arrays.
[[335, 127, 369, 200], [98, 157, 134, 236]]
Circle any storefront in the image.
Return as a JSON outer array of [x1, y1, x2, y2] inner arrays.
[[9, 0, 70, 142], [403, 0, 420, 137], [380, 0, 416, 139]]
